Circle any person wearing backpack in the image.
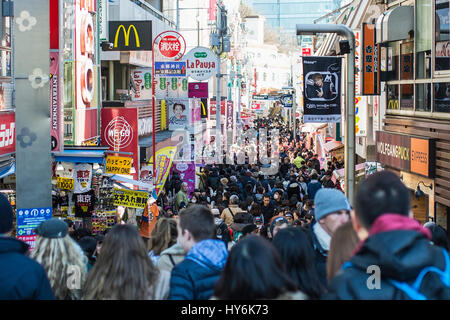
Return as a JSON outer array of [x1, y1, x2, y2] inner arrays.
[[220, 194, 240, 227], [324, 171, 450, 300]]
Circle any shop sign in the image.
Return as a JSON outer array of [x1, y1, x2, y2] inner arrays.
[[17, 207, 52, 250], [209, 99, 226, 120], [183, 47, 218, 81], [57, 177, 74, 190], [50, 52, 61, 151], [158, 34, 184, 59], [105, 155, 132, 175], [108, 21, 152, 51], [131, 68, 152, 100], [0, 112, 15, 156], [155, 76, 188, 99], [302, 47, 312, 56], [101, 108, 139, 179], [376, 131, 435, 178], [362, 23, 380, 95], [155, 61, 186, 77], [188, 82, 208, 98], [113, 188, 148, 209], [280, 94, 293, 108], [355, 96, 367, 136], [200, 98, 208, 119]]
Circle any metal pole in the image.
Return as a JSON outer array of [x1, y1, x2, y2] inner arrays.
[[176, 0, 180, 31], [293, 89, 297, 140], [215, 3, 222, 164], [296, 24, 355, 205]]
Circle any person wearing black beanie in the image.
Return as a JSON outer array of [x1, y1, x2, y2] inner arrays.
[[0, 193, 54, 299]]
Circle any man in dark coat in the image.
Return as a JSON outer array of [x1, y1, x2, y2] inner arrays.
[[261, 194, 275, 226], [0, 194, 54, 299], [305, 188, 351, 286], [169, 205, 228, 300], [324, 171, 450, 300]]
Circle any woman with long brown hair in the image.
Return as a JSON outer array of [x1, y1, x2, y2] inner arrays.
[[326, 220, 360, 284], [147, 218, 178, 265], [82, 224, 170, 300]]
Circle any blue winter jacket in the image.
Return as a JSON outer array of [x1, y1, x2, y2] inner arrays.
[[169, 239, 228, 300], [307, 180, 323, 201], [0, 236, 55, 300]]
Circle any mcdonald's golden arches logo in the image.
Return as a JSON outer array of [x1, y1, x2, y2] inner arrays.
[[108, 21, 152, 51]]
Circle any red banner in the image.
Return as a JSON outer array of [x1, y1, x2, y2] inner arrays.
[[101, 108, 139, 180], [0, 112, 15, 156]]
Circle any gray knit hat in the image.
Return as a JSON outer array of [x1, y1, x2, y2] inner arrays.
[[314, 189, 351, 221]]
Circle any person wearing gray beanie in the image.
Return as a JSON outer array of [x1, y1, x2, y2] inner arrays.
[[304, 188, 351, 286]]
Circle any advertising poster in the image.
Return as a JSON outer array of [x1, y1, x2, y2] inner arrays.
[[75, 0, 98, 144], [190, 98, 202, 128], [148, 146, 176, 196], [113, 188, 148, 209], [17, 207, 53, 250], [172, 162, 196, 197], [168, 99, 189, 130], [302, 56, 342, 123], [131, 68, 152, 100], [101, 107, 139, 180]]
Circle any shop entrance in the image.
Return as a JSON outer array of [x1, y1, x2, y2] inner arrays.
[[410, 190, 428, 225]]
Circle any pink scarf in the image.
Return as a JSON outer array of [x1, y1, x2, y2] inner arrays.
[[353, 213, 432, 256]]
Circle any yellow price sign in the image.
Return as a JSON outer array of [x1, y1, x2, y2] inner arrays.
[[57, 177, 74, 190], [105, 156, 133, 175], [113, 188, 148, 209]]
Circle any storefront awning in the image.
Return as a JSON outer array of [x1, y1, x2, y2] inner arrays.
[[0, 161, 15, 179], [324, 140, 344, 152], [301, 123, 328, 133], [53, 149, 107, 163], [108, 174, 154, 191]]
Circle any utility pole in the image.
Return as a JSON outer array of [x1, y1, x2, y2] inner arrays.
[[213, 1, 229, 164], [176, 0, 180, 31], [296, 24, 356, 205]]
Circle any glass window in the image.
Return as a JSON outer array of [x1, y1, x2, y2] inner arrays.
[[387, 84, 399, 109], [416, 83, 431, 111], [434, 82, 450, 112], [384, 42, 399, 81], [416, 0, 432, 78], [400, 42, 414, 80], [435, 0, 450, 71], [401, 84, 414, 109]]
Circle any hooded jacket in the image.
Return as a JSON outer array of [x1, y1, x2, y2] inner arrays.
[[324, 214, 450, 300], [169, 239, 228, 300], [0, 237, 55, 300]]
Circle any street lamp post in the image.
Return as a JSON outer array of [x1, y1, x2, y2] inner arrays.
[[296, 24, 356, 205]]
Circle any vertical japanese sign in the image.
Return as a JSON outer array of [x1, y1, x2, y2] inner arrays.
[[226, 101, 234, 147], [101, 108, 139, 180], [148, 146, 176, 196], [302, 56, 342, 123], [354, 29, 367, 137], [362, 23, 380, 95], [74, 0, 99, 145]]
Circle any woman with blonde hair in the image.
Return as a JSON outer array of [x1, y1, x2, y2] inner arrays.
[[147, 218, 178, 265], [83, 224, 170, 300], [31, 219, 88, 300]]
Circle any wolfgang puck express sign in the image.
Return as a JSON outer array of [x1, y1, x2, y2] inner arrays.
[[376, 131, 435, 178]]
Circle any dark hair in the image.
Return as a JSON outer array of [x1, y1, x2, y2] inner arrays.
[[249, 203, 261, 216], [78, 236, 97, 262], [173, 103, 185, 111], [263, 193, 271, 199], [354, 171, 410, 229], [179, 204, 215, 242], [214, 236, 297, 299], [272, 227, 325, 299], [425, 223, 449, 251], [310, 173, 318, 180], [64, 219, 74, 228]]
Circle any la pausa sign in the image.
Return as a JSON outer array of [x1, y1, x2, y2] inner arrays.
[[184, 47, 218, 81]]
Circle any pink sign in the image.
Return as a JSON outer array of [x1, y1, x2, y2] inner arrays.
[[50, 52, 61, 152], [188, 82, 208, 98], [190, 99, 202, 124], [172, 162, 196, 196]]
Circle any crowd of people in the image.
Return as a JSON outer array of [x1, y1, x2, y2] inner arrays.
[[1, 116, 450, 300]]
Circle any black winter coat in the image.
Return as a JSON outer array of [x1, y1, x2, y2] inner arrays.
[[0, 237, 55, 300], [324, 230, 450, 300], [305, 222, 328, 287]]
